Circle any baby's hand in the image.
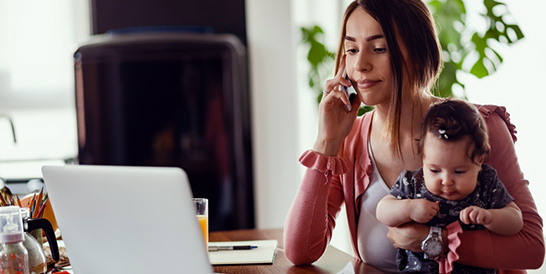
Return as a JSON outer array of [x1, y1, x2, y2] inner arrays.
[[459, 206, 493, 225], [409, 200, 439, 223]]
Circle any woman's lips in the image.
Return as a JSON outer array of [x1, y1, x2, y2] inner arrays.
[[357, 79, 380, 89]]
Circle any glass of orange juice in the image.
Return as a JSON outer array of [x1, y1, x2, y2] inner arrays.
[[192, 198, 208, 250]]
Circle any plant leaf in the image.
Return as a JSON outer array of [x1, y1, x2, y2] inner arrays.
[[470, 57, 489, 78]]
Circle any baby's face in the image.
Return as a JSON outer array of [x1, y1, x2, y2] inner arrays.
[[422, 132, 483, 200]]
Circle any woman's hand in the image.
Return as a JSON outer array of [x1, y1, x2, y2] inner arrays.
[[313, 59, 361, 156], [386, 222, 429, 253]]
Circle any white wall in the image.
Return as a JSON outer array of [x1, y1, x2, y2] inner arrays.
[[464, 0, 546, 219], [245, 0, 353, 240], [462, 1, 546, 271], [245, 0, 302, 228], [245, 0, 356, 257], [0, 0, 88, 179]]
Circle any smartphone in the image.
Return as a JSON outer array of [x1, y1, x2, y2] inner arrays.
[[339, 70, 357, 112]]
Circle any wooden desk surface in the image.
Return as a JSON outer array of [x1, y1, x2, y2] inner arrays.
[[210, 228, 383, 274]]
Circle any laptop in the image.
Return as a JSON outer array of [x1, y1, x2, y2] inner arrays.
[[41, 165, 213, 274]]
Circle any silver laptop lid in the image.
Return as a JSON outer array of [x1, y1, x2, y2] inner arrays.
[[42, 165, 213, 274]]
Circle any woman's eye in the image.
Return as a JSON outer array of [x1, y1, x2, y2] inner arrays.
[[374, 48, 387, 53], [346, 49, 358, 54]]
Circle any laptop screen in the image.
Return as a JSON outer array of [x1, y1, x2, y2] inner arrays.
[[42, 164, 213, 273]]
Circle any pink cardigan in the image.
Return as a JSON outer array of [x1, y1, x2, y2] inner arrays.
[[284, 105, 544, 272]]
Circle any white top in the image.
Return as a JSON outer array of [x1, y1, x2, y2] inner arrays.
[[356, 143, 399, 273]]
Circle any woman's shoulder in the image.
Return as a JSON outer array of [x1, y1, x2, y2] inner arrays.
[[474, 104, 510, 119], [474, 103, 517, 143]]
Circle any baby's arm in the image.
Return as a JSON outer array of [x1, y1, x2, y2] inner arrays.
[[377, 195, 440, 227], [459, 202, 523, 235]]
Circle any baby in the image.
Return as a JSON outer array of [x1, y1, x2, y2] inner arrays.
[[376, 99, 523, 273]]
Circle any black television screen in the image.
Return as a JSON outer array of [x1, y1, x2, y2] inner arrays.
[[74, 32, 254, 230]]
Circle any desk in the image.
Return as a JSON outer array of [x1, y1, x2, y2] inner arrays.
[[210, 228, 383, 274]]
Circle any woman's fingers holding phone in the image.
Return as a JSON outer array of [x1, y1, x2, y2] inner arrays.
[[336, 59, 352, 90], [315, 59, 358, 155], [323, 75, 352, 107], [325, 56, 350, 91], [323, 83, 352, 107]]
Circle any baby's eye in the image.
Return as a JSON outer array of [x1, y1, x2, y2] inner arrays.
[[454, 170, 466, 174], [429, 169, 440, 174]]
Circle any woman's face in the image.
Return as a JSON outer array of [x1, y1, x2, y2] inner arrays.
[[422, 132, 483, 201], [344, 7, 393, 107]]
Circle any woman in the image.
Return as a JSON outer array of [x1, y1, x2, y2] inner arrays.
[[283, 0, 544, 273]]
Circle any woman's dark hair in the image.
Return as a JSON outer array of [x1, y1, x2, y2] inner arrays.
[[335, 0, 442, 157], [418, 99, 490, 164]]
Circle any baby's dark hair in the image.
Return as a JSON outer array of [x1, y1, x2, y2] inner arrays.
[[418, 99, 490, 165]]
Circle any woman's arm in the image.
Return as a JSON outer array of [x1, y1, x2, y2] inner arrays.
[[283, 150, 347, 265], [285, 61, 362, 265], [454, 106, 545, 269]]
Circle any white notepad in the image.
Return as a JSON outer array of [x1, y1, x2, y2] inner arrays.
[[208, 240, 278, 265]]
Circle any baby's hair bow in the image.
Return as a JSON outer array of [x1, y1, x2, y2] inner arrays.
[[438, 129, 449, 139]]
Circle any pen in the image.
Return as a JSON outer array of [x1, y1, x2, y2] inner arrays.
[[208, 245, 258, 251]]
